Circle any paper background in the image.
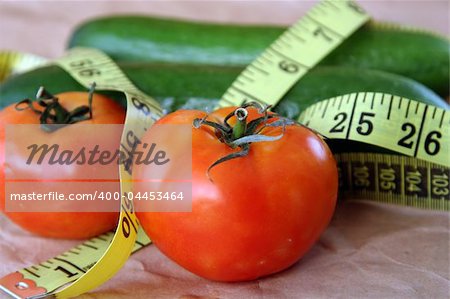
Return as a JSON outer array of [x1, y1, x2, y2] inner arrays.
[[0, 1, 449, 298]]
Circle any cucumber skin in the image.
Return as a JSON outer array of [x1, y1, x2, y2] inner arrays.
[[68, 16, 450, 97], [1, 63, 447, 115]]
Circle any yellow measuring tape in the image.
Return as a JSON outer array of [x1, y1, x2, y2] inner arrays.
[[300, 93, 449, 167], [218, 0, 369, 108], [335, 152, 449, 210], [1, 47, 161, 298], [0, 51, 47, 82], [216, 0, 449, 208], [0, 0, 448, 298], [300, 94, 449, 210]]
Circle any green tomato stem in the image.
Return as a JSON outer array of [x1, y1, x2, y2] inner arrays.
[[232, 107, 248, 139], [192, 102, 294, 180]]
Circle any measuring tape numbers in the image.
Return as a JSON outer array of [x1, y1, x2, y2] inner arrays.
[[0, 47, 161, 298], [0, 0, 448, 298], [218, 0, 370, 108], [216, 0, 449, 210], [297, 93, 449, 210], [335, 152, 449, 210], [299, 93, 449, 168]]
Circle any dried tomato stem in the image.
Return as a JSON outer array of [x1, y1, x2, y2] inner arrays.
[[15, 85, 96, 132]]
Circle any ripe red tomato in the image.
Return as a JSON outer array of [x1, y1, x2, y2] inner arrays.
[[0, 91, 125, 239], [134, 105, 338, 281]]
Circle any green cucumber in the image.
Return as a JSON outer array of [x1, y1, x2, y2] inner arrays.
[[1, 63, 447, 116], [67, 16, 450, 96]]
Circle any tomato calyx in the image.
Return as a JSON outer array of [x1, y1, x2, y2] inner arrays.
[[15, 83, 97, 132], [193, 102, 296, 175]]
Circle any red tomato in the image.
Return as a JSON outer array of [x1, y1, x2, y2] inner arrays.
[[134, 105, 338, 281], [0, 92, 125, 239]]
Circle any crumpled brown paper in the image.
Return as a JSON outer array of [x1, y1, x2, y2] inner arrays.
[[1, 200, 449, 298], [0, 1, 449, 298]]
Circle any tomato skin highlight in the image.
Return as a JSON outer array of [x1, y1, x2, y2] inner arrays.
[[0, 92, 125, 239], [134, 107, 338, 281]]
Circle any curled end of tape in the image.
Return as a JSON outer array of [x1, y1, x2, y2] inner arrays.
[[0, 272, 48, 299]]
